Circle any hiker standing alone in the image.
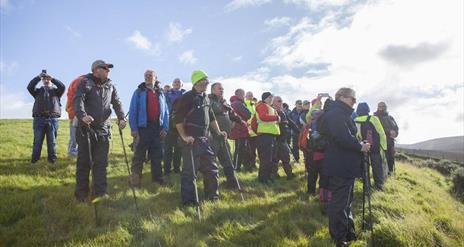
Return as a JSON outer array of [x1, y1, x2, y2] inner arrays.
[[27, 70, 65, 164], [73, 60, 126, 202]]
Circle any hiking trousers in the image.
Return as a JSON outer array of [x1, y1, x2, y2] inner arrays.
[[131, 122, 164, 181], [272, 141, 293, 177], [327, 176, 356, 243], [180, 137, 219, 204], [75, 126, 110, 198], [257, 134, 276, 183]]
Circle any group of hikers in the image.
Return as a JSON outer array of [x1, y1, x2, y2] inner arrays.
[[27, 59, 399, 246]]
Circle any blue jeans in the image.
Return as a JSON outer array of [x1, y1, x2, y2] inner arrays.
[[68, 118, 78, 156], [32, 117, 59, 162]]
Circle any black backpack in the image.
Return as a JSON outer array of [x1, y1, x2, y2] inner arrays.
[[357, 116, 380, 153]]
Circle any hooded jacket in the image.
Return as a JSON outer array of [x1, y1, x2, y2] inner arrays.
[[229, 95, 251, 140], [129, 82, 169, 133]]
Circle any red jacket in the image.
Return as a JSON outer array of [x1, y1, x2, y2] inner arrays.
[[229, 96, 251, 140], [255, 102, 279, 122]]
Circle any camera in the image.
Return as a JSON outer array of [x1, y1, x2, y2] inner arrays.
[[318, 93, 330, 98], [42, 69, 47, 74]]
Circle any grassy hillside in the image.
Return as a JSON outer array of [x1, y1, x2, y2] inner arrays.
[[1, 119, 463, 247], [398, 136, 464, 154]]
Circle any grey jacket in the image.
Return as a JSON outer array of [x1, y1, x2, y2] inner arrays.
[[73, 73, 125, 133]]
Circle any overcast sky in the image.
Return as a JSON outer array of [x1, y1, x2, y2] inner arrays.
[[1, 0, 462, 144]]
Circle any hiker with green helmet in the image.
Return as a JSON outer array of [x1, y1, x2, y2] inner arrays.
[[355, 102, 387, 190], [174, 70, 225, 205]]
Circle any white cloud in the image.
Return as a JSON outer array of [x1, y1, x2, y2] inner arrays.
[[232, 56, 243, 62], [222, 0, 463, 144], [225, 0, 271, 12], [0, 61, 19, 77], [264, 16, 292, 28], [284, 0, 349, 10], [166, 22, 192, 43], [126, 30, 161, 56], [0, 84, 33, 118], [64, 25, 82, 39], [178, 50, 197, 65]]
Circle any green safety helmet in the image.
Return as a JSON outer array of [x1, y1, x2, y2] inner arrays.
[[191, 70, 208, 86]]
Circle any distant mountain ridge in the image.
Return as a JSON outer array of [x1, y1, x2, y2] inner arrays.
[[398, 136, 464, 154]]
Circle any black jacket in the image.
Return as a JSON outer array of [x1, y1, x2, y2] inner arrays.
[[72, 73, 125, 133], [320, 100, 362, 178], [27, 76, 65, 118], [276, 109, 299, 142], [208, 94, 241, 136]]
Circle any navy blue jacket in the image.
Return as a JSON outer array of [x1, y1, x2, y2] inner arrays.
[[27, 76, 65, 117], [321, 100, 363, 178]]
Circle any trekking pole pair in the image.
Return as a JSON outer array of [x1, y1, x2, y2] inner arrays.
[[362, 152, 373, 232], [84, 124, 100, 226]]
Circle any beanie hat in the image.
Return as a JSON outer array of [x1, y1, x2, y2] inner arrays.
[[191, 70, 208, 86], [261, 92, 272, 101], [356, 102, 370, 116]]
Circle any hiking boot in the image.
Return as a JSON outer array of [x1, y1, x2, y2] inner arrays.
[[335, 240, 350, 247], [91, 194, 109, 204], [129, 173, 142, 188]]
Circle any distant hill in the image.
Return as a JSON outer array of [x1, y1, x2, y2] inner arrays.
[[398, 136, 464, 154]]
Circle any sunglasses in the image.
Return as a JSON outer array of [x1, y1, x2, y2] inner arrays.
[[98, 66, 110, 72]]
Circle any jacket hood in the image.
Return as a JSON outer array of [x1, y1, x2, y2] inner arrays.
[[356, 102, 370, 116], [137, 81, 162, 93], [333, 100, 354, 115], [230, 95, 244, 103]]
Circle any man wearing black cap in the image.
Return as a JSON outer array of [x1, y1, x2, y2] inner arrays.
[[73, 59, 126, 202], [27, 70, 65, 164], [255, 92, 280, 184]]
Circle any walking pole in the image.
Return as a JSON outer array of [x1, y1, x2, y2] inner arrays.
[[362, 152, 373, 232], [118, 127, 140, 212], [366, 153, 373, 232], [224, 139, 245, 202], [85, 125, 99, 226], [189, 146, 202, 221]]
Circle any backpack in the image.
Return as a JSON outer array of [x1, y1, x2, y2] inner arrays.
[[298, 125, 311, 151], [307, 112, 329, 151], [358, 116, 380, 153]]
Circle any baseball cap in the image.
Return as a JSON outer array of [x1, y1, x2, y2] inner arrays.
[[91, 60, 114, 71]]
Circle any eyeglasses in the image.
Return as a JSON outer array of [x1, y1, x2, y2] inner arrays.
[[347, 96, 356, 103]]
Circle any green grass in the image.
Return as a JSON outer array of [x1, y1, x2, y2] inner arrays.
[[1, 119, 463, 246]]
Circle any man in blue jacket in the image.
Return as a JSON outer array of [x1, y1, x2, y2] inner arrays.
[[319, 88, 371, 247], [128, 69, 169, 187]]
